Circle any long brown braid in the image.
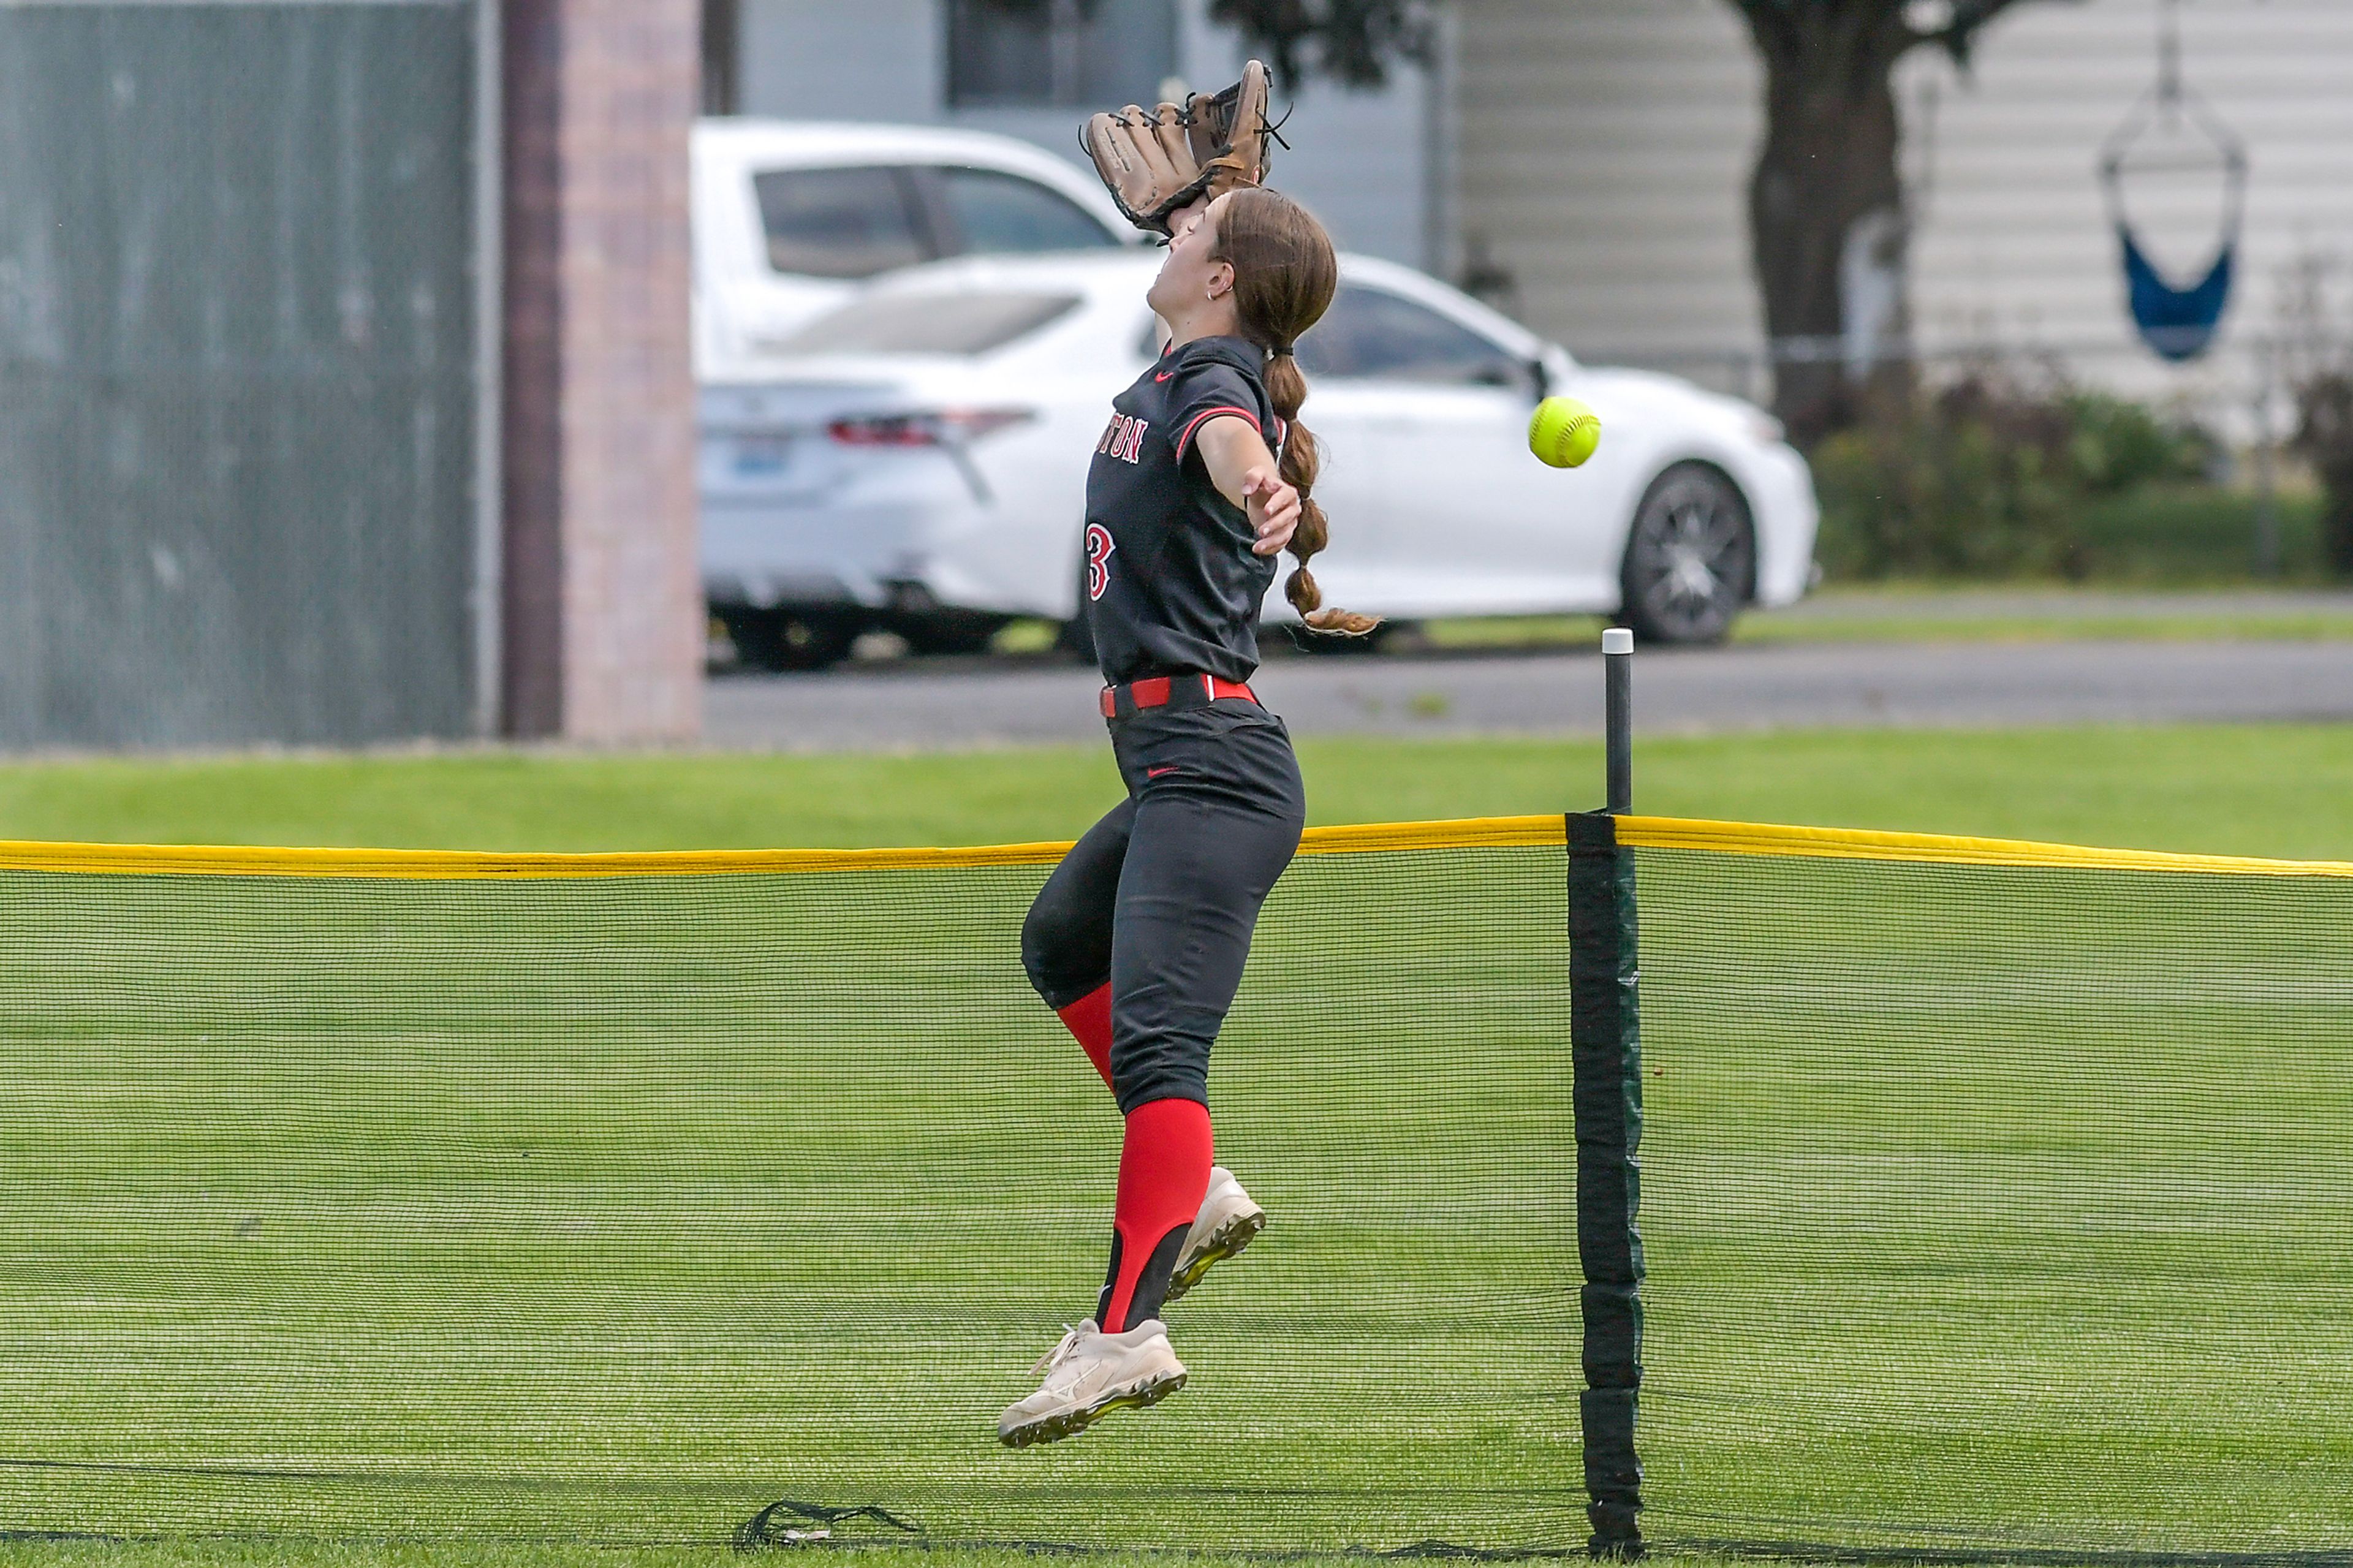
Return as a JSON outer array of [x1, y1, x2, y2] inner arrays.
[[1210, 189, 1381, 636]]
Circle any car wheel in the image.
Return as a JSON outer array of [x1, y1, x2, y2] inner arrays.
[[897, 612, 1009, 658], [718, 607, 859, 672], [1618, 463, 1754, 645]]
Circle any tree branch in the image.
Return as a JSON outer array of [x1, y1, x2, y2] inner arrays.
[[1208, 0, 1433, 91], [1917, 0, 2063, 69]]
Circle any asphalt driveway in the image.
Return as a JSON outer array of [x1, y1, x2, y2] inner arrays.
[[704, 637, 2353, 751]]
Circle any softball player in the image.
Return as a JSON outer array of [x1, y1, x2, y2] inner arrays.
[[1000, 187, 1371, 1447]]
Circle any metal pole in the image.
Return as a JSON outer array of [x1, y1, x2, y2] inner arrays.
[[1603, 627, 1633, 814], [471, 0, 506, 738], [2254, 343, 2282, 580]]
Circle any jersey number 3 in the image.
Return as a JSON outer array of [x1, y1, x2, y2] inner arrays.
[[1085, 525, 1115, 602]]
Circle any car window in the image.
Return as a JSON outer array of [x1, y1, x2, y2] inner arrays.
[[754, 167, 930, 279], [1296, 284, 1526, 385], [771, 290, 1083, 356], [935, 167, 1121, 255]]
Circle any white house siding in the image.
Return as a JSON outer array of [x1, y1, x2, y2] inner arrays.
[[1455, 0, 1765, 376], [1900, 0, 2353, 414], [1458, 0, 2353, 418], [732, 0, 1440, 270]]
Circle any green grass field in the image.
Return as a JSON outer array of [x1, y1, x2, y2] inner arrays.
[[0, 841, 1580, 1553], [3, 722, 2351, 860], [1, 726, 2347, 1566], [1634, 847, 2353, 1557], [0, 1551, 1808, 1568]]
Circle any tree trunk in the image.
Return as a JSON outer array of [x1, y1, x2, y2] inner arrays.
[[1743, 10, 1912, 447]]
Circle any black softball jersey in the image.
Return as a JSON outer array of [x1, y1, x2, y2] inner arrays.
[[1080, 335, 1286, 686]]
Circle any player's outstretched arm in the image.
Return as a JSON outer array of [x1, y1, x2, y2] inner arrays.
[[1194, 416, 1298, 556]]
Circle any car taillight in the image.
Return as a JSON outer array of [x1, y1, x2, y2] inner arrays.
[[825, 409, 1034, 446], [825, 415, 933, 447]]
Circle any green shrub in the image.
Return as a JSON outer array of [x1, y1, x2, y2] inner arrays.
[[2066, 390, 2221, 492], [1813, 372, 2221, 581], [2072, 485, 2328, 583]]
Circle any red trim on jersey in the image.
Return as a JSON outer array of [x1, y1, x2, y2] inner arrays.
[[1174, 405, 1266, 460]]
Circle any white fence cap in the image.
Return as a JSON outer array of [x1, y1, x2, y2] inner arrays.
[[1601, 627, 1634, 656]]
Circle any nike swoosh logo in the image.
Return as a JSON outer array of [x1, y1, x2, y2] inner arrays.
[[1154, 371, 1175, 382]]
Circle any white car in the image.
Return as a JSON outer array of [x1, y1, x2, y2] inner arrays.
[[700, 249, 1817, 666], [692, 119, 1140, 378]]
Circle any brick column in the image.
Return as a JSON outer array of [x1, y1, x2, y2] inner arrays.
[[502, 0, 702, 741]]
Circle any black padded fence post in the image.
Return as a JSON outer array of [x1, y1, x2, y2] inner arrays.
[[1567, 808, 1645, 1558]]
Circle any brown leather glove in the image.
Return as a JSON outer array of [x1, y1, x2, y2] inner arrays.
[[1082, 60, 1277, 236]]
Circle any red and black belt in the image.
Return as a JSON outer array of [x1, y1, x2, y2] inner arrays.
[[1099, 673, 1260, 721]]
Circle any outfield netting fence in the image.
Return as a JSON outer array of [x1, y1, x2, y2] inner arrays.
[[0, 816, 2346, 1559]]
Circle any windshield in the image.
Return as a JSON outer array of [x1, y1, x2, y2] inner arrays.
[[773, 290, 1083, 356]]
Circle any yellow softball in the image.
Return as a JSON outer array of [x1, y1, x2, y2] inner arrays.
[[1528, 396, 1601, 469]]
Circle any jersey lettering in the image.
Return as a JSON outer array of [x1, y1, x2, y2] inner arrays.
[[1085, 523, 1116, 600], [1081, 339, 1276, 686], [1094, 411, 1150, 464]]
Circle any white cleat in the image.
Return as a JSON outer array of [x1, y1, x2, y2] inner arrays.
[[998, 1319, 1188, 1448], [1165, 1165, 1267, 1305]]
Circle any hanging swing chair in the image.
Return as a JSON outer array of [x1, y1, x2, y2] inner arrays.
[[2097, 0, 2248, 362]]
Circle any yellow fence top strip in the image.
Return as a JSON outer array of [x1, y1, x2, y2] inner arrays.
[[1295, 815, 1565, 857], [0, 816, 1566, 881], [0, 838, 1077, 880], [6, 814, 2342, 879], [1618, 814, 2353, 879]]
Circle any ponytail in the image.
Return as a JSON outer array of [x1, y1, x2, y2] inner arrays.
[[1209, 186, 1377, 638], [1264, 348, 1379, 635]]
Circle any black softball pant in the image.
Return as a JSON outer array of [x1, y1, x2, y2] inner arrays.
[[1021, 699, 1306, 1114]]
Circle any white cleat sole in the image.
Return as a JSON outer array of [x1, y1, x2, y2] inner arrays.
[[998, 1368, 1188, 1448], [1165, 1204, 1267, 1304]]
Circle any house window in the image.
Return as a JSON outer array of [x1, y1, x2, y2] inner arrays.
[[947, 0, 1177, 108]]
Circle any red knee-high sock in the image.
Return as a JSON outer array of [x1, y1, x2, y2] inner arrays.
[[1095, 1097, 1213, 1333], [1054, 982, 1116, 1092]]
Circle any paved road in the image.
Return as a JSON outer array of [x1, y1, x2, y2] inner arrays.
[[1761, 587, 2353, 621], [704, 638, 2353, 751]]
